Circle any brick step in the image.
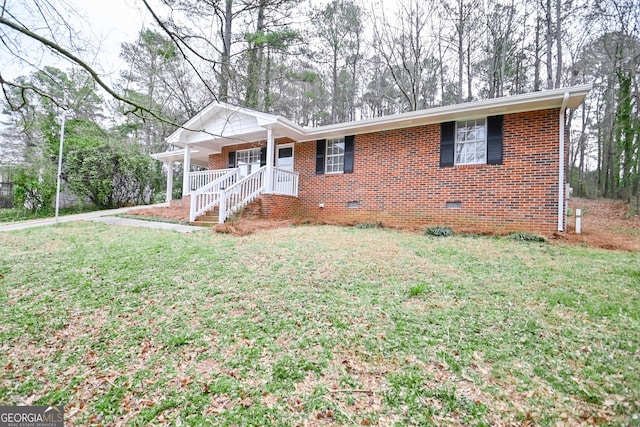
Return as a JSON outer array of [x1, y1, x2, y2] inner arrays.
[[197, 215, 219, 222]]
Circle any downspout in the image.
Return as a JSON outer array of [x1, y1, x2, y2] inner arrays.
[[558, 92, 570, 232]]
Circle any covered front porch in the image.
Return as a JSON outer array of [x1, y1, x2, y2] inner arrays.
[[151, 103, 302, 224]]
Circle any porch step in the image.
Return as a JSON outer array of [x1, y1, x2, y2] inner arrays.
[[193, 197, 263, 226], [192, 206, 220, 226], [196, 215, 219, 222]]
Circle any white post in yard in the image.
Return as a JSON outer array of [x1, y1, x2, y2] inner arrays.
[[182, 146, 191, 196], [576, 209, 582, 234], [54, 108, 67, 225], [265, 127, 274, 194], [165, 161, 173, 204]]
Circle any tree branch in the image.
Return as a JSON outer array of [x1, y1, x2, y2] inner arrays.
[[0, 16, 183, 124]]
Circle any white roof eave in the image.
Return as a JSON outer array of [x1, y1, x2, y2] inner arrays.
[[297, 84, 592, 141], [162, 84, 591, 149]]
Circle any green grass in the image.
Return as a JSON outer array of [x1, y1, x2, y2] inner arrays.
[[0, 205, 99, 223], [0, 223, 638, 425]]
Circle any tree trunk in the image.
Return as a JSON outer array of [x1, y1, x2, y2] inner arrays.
[[245, 0, 266, 109], [545, 0, 554, 89], [457, 0, 464, 103], [350, 30, 360, 121], [219, 0, 233, 103], [332, 44, 338, 123], [555, 0, 562, 88], [534, 7, 542, 91], [466, 32, 472, 101], [263, 46, 272, 112]]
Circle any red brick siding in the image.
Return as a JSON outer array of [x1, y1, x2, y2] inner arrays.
[[296, 109, 562, 234], [259, 194, 301, 219], [207, 110, 563, 234]]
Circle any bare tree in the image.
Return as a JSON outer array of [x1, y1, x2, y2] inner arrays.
[[311, 0, 363, 123], [441, 0, 482, 103], [372, 0, 441, 110]]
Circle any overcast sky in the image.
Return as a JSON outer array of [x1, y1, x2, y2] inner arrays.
[[62, 0, 154, 82], [1, 0, 154, 83]]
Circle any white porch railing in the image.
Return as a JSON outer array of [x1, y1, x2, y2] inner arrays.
[[272, 167, 299, 197], [189, 167, 300, 224], [189, 169, 239, 222], [188, 168, 236, 193], [218, 166, 267, 223]]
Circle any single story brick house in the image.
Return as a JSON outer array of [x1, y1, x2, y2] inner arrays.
[[152, 85, 590, 234]]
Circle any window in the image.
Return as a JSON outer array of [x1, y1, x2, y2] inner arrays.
[[440, 116, 503, 167], [316, 136, 354, 175], [455, 119, 486, 165], [326, 138, 345, 174], [236, 148, 262, 177]]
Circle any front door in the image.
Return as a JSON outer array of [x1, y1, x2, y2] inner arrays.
[[276, 145, 294, 171], [275, 144, 295, 194]]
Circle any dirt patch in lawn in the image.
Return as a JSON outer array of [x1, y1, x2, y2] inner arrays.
[[131, 201, 191, 223], [558, 197, 640, 252], [130, 197, 639, 251]]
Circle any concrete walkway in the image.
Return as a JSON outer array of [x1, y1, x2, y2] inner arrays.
[[0, 205, 202, 233]]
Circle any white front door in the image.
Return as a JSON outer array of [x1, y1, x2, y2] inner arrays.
[[275, 144, 294, 194], [276, 145, 294, 171]]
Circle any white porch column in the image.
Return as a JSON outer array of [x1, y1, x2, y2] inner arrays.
[[165, 161, 173, 203], [182, 145, 191, 196], [265, 128, 275, 194]]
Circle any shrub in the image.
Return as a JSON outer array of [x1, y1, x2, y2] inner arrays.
[[65, 141, 162, 209], [354, 222, 383, 229], [11, 163, 56, 214], [508, 232, 547, 242], [424, 225, 455, 237]]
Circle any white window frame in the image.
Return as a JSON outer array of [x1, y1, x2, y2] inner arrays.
[[325, 138, 345, 174], [236, 148, 262, 177], [455, 119, 487, 165]]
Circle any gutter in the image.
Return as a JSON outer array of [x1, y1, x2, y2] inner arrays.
[[558, 92, 570, 232]]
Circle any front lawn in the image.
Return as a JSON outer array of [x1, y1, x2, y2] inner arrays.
[[0, 223, 638, 425]]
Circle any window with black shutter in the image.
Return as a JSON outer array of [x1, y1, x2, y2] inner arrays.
[[316, 136, 355, 174], [440, 115, 503, 166]]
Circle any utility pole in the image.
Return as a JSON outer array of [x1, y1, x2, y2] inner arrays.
[[54, 108, 66, 225]]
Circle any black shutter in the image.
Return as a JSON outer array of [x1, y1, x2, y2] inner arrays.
[[316, 139, 326, 175], [440, 121, 455, 167], [228, 151, 236, 168], [260, 147, 267, 167], [487, 115, 504, 165], [344, 135, 355, 173]]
